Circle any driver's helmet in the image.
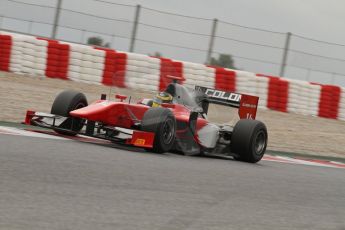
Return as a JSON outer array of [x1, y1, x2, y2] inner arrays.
[[152, 91, 173, 107]]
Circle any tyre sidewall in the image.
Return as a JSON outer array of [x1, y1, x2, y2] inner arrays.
[[231, 119, 267, 163], [51, 90, 88, 135], [141, 108, 176, 153]]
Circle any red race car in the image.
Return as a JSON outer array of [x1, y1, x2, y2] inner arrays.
[[24, 77, 268, 163]]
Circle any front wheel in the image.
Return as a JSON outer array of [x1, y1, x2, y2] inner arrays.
[[141, 108, 176, 153], [51, 90, 88, 136], [231, 119, 268, 163]]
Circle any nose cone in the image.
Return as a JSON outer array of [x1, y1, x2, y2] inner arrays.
[[69, 106, 88, 118], [69, 101, 111, 119]]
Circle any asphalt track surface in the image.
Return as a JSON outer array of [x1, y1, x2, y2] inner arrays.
[[0, 134, 344, 230]]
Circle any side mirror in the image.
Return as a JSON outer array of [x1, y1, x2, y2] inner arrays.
[[115, 94, 127, 102]]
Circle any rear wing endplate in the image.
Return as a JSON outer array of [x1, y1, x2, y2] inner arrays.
[[195, 86, 259, 119]]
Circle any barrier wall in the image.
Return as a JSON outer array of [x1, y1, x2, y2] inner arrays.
[[1, 31, 345, 121]]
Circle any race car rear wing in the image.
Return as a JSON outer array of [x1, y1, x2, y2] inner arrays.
[[195, 86, 259, 119]]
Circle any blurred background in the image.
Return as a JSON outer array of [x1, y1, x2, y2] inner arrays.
[[1, 0, 345, 86]]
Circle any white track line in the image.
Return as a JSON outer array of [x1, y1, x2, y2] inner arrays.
[[0, 126, 67, 140], [263, 155, 345, 168], [1, 126, 344, 169]]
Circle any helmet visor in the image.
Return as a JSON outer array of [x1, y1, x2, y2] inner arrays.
[[153, 97, 162, 104]]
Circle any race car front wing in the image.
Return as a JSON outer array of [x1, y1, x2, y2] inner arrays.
[[24, 110, 155, 148]]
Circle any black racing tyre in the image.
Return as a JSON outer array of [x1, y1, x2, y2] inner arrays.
[[51, 90, 88, 136], [231, 119, 268, 163], [141, 107, 176, 153]]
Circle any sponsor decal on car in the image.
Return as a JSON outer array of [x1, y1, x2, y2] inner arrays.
[[204, 88, 241, 103], [242, 103, 257, 109], [134, 138, 146, 145]]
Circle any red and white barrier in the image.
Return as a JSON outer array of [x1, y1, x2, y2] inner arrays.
[[339, 90, 345, 120], [0, 34, 12, 72], [1, 31, 345, 121]]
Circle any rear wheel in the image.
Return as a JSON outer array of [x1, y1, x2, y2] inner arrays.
[[141, 108, 176, 153], [231, 119, 267, 163], [51, 90, 88, 136]]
